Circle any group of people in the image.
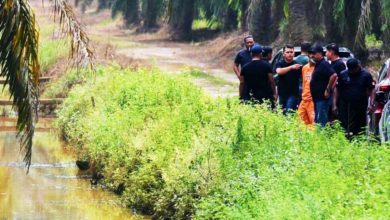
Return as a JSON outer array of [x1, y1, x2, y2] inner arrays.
[[233, 35, 376, 137]]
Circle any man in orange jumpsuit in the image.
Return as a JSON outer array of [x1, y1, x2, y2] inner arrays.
[[298, 48, 315, 125]]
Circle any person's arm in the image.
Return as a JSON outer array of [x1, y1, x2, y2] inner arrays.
[[276, 64, 302, 75], [233, 63, 241, 79], [331, 75, 338, 90], [324, 73, 337, 98], [367, 75, 376, 112], [332, 86, 339, 114], [233, 53, 242, 79], [268, 73, 277, 101], [368, 88, 376, 110]]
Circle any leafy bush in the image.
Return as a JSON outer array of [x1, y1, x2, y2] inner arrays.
[[365, 34, 383, 48], [57, 66, 390, 219]]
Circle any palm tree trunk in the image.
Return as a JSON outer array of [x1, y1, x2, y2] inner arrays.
[[223, 5, 238, 32], [143, 0, 161, 30], [249, 0, 272, 44], [283, 0, 312, 44], [324, 0, 343, 43], [169, 0, 195, 40], [240, 0, 250, 31], [271, 0, 285, 41], [343, 0, 361, 48]]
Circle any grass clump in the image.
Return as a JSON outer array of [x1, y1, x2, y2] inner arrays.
[[39, 39, 69, 72], [43, 67, 96, 98], [57, 66, 390, 219]]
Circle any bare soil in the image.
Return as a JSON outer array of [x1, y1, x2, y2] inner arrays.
[[30, 1, 249, 97], [79, 8, 243, 98]]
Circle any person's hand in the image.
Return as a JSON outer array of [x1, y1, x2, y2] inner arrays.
[[324, 89, 330, 99], [332, 105, 338, 116], [239, 75, 244, 83], [291, 64, 302, 70], [368, 103, 376, 113], [273, 94, 278, 102]]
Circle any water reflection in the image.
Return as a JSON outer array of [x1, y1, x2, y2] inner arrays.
[[0, 118, 145, 220]]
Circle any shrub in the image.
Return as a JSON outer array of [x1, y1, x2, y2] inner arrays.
[[57, 66, 390, 219]]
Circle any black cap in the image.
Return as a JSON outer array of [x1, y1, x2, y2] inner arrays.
[[262, 46, 272, 55], [326, 43, 339, 55], [309, 45, 324, 53], [347, 58, 360, 70]]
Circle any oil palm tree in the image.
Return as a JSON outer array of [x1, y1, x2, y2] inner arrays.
[[0, 0, 93, 170]]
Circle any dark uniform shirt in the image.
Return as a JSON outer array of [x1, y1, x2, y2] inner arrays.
[[330, 59, 347, 76], [310, 58, 336, 101], [234, 49, 252, 68], [275, 60, 300, 97], [337, 69, 374, 103], [241, 60, 273, 101]]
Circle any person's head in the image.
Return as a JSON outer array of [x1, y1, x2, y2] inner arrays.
[[301, 42, 312, 55], [251, 45, 262, 59], [308, 49, 316, 65], [283, 44, 294, 62], [261, 46, 273, 61], [244, 35, 255, 50], [326, 43, 339, 61], [310, 44, 324, 62], [347, 58, 361, 75]]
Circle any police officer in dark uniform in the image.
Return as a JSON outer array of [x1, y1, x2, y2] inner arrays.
[[275, 44, 302, 113], [241, 45, 277, 107], [333, 58, 375, 137], [326, 43, 346, 76], [326, 43, 346, 121], [310, 44, 338, 127], [233, 35, 255, 99]]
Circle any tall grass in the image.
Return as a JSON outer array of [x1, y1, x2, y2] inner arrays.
[[56, 66, 390, 219], [39, 39, 69, 72]]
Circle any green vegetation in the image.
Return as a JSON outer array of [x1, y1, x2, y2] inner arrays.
[[43, 68, 93, 98], [56, 66, 390, 219], [39, 39, 69, 72], [192, 19, 220, 30], [184, 68, 235, 86], [365, 34, 384, 48]]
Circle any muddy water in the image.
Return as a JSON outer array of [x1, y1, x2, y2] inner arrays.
[[0, 118, 145, 219]]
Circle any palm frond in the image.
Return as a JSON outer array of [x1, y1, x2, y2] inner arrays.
[[1, 0, 94, 171], [333, 0, 346, 32], [355, 0, 372, 50], [0, 0, 40, 170], [51, 0, 95, 69]]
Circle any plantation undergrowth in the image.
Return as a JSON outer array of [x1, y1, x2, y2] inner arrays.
[[56, 66, 390, 219]]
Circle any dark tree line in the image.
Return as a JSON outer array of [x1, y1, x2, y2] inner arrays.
[[75, 0, 390, 59]]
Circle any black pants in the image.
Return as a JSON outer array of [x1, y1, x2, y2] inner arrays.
[[338, 100, 367, 136]]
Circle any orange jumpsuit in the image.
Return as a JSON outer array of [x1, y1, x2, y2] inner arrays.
[[298, 64, 315, 125]]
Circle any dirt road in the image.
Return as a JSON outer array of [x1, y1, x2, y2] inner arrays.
[[82, 10, 239, 98]]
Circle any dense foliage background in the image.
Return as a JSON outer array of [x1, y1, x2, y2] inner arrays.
[[75, 0, 390, 61]]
